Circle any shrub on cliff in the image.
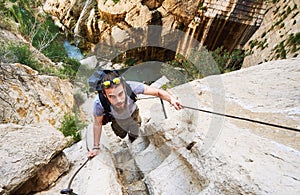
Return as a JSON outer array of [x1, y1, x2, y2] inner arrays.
[[59, 112, 86, 143], [0, 42, 42, 71]]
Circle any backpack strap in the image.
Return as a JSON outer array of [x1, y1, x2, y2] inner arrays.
[[98, 91, 113, 125], [125, 82, 137, 102], [98, 91, 111, 113]]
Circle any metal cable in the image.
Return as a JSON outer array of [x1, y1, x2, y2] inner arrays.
[[138, 96, 300, 132], [182, 105, 300, 132]]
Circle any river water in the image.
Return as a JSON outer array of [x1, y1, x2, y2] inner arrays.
[[63, 41, 83, 60]]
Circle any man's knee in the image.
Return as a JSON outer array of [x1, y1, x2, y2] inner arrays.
[[111, 122, 127, 138], [128, 134, 137, 142]]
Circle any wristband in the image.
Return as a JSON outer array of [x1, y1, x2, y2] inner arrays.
[[93, 147, 100, 150]]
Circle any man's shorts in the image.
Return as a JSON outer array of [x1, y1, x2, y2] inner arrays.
[[111, 106, 141, 141]]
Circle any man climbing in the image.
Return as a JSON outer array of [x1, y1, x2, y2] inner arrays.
[[88, 70, 182, 158]]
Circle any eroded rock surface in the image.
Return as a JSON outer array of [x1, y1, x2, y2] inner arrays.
[[0, 63, 73, 128], [0, 123, 69, 194], [135, 57, 300, 194]]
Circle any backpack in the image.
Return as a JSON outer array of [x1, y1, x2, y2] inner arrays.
[[88, 69, 137, 125]]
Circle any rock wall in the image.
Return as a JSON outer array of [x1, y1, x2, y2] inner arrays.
[[242, 0, 300, 68], [187, 0, 265, 52], [0, 3, 82, 194], [44, 0, 265, 54], [0, 63, 73, 128]]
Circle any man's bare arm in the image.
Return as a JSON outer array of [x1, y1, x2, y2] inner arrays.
[[88, 115, 103, 158], [143, 85, 182, 110]]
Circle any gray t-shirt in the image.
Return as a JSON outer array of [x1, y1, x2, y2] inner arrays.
[[93, 81, 144, 119]]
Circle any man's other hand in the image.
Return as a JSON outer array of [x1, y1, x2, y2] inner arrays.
[[88, 148, 100, 158]]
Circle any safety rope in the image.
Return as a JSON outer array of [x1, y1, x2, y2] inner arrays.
[[60, 129, 92, 195], [182, 105, 300, 132]]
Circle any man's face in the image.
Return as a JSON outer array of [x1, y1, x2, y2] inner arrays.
[[104, 84, 126, 110]]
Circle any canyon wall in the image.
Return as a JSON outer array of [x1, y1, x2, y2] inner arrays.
[[1, 0, 299, 194], [0, 62, 74, 193], [44, 0, 265, 55], [243, 0, 300, 67]]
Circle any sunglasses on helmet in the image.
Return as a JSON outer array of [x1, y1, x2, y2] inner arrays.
[[101, 77, 121, 89]]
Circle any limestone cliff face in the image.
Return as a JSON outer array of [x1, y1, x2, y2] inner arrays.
[[243, 0, 300, 67], [44, 0, 265, 54], [0, 63, 73, 128]]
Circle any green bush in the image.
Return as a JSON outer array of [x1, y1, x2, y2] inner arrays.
[[0, 1, 15, 30], [10, 5, 32, 35], [210, 46, 245, 72], [274, 41, 286, 59], [42, 37, 67, 62], [31, 16, 68, 61], [249, 39, 258, 49], [286, 32, 300, 53], [9, 43, 38, 67], [59, 113, 86, 142], [7, 0, 68, 62], [161, 61, 189, 87], [0, 42, 41, 70], [32, 17, 59, 48]]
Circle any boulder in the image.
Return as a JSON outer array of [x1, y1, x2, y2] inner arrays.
[[36, 125, 123, 195], [0, 123, 69, 194], [80, 55, 98, 69]]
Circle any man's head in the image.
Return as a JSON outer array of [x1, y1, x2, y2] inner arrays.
[[101, 71, 126, 110]]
